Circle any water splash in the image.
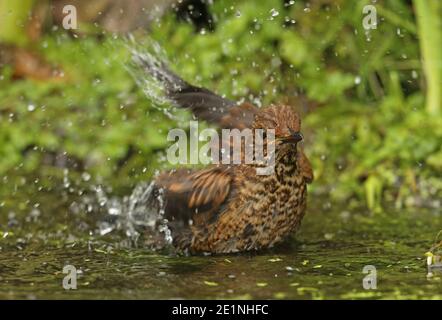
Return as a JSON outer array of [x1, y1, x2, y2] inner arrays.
[[90, 182, 173, 249], [67, 37, 181, 249], [124, 35, 177, 120]]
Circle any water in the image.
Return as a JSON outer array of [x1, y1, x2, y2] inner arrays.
[[67, 181, 173, 251], [124, 36, 178, 120], [0, 178, 441, 299]]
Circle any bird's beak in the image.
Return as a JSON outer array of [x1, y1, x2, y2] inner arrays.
[[281, 131, 304, 145]]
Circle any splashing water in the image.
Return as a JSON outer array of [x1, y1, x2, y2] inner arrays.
[[92, 182, 173, 249], [70, 36, 181, 250], [81, 37, 184, 248], [124, 35, 178, 120]]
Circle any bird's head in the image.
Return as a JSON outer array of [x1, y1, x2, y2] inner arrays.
[[253, 104, 304, 152]]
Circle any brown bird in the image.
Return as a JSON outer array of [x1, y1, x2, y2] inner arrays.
[[131, 50, 313, 254]]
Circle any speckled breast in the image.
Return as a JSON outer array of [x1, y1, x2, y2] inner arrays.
[[192, 157, 307, 254]]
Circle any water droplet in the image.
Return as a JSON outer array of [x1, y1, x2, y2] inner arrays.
[[99, 222, 114, 236], [270, 8, 279, 17], [29, 208, 41, 221], [285, 0, 295, 7], [81, 172, 91, 182]]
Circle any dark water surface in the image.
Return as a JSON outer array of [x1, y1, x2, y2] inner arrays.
[[0, 181, 441, 300]]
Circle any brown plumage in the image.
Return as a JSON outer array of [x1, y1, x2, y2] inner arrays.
[[132, 51, 313, 254]]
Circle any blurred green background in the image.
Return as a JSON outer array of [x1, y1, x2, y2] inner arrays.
[[0, 0, 441, 211]]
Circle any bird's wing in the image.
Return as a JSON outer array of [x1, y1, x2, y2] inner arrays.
[[155, 166, 233, 226], [131, 48, 259, 129]]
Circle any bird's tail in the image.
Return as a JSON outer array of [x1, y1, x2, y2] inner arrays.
[[127, 37, 236, 122]]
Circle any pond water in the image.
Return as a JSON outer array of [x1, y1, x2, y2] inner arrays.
[[0, 178, 441, 300]]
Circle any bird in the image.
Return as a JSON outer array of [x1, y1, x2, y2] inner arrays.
[[130, 48, 314, 254]]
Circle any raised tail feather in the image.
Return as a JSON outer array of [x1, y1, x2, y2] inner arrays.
[[130, 45, 238, 125]]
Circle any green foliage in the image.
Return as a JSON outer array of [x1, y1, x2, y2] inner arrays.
[[307, 94, 442, 209], [150, 0, 421, 105], [0, 35, 176, 184], [0, 0, 440, 207], [0, 0, 35, 45], [413, 0, 442, 115]]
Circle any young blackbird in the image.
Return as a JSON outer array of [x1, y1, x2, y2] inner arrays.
[[132, 51, 313, 254]]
